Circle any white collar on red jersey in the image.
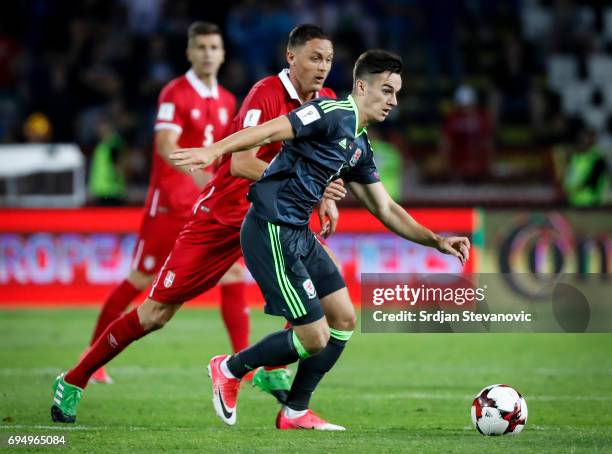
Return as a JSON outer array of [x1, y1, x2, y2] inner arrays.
[[186, 69, 219, 99], [278, 69, 320, 104]]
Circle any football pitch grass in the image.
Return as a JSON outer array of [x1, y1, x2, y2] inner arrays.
[[1, 308, 611, 453]]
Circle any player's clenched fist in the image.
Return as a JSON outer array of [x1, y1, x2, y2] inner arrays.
[[170, 147, 218, 172]]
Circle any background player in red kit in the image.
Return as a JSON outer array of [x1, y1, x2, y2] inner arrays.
[[51, 24, 343, 423], [82, 22, 247, 384]]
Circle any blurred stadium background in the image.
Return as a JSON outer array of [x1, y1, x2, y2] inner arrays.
[[0, 1, 611, 450], [0, 0, 609, 302], [1, 0, 612, 206]]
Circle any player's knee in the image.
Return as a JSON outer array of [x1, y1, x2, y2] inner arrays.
[[302, 328, 330, 355], [220, 263, 244, 284], [138, 299, 176, 331], [128, 270, 155, 291], [139, 313, 165, 331], [326, 304, 357, 333], [339, 313, 357, 332], [147, 313, 170, 331]]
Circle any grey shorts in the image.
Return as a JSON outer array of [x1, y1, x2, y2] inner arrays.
[[240, 209, 345, 325]]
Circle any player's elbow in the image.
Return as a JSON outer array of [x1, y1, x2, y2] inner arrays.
[[371, 203, 391, 224], [374, 194, 404, 225], [155, 141, 171, 159], [154, 131, 178, 159]]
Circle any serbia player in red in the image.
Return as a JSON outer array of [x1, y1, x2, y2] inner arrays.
[[51, 24, 343, 423], [82, 22, 246, 385]]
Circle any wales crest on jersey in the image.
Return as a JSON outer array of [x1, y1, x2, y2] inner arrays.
[[349, 148, 362, 167]]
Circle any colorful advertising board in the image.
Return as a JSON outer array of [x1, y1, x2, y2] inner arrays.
[[0, 208, 479, 305], [481, 210, 611, 299]]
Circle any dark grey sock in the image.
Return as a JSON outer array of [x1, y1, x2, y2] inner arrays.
[[226, 329, 299, 378], [285, 337, 347, 411]]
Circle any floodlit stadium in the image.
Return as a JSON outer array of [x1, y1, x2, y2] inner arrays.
[[1, 1, 610, 452]]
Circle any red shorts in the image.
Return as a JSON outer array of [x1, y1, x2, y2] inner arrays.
[[131, 211, 188, 274], [149, 208, 242, 304]]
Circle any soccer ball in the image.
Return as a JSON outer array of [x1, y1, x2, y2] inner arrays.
[[471, 384, 528, 435]]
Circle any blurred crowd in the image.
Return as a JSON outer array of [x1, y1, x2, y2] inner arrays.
[[0, 0, 609, 205]]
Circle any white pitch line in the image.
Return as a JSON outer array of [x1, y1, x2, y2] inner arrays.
[[354, 392, 612, 402], [0, 424, 276, 432], [461, 425, 562, 432], [0, 425, 107, 431], [0, 368, 612, 377], [0, 366, 200, 377], [0, 424, 186, 432], [0, 367, 62, 376], [2, 369, 611, 402]]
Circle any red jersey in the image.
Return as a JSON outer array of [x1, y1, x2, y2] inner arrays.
[[147, 69, 236, 217], [198, 69, 336, 228]]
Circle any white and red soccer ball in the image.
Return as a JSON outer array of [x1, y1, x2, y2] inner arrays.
[[471, 384, 528, 435]]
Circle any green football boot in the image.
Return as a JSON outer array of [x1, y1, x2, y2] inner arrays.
[[252, 367, 291, 404], [51, 373, 83, 423]]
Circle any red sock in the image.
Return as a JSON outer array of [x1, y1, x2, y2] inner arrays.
[[264, 321, 292, 371], [66, 309, 146, 388], [220, 282, 249, 352], [90, 280, 141, 345]]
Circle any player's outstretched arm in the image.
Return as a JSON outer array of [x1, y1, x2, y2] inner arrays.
[[348, 181, 470, 265], [170, 116, 295, 172]]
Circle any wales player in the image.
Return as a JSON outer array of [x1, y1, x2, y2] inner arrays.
[[171, 50, 471, 429]]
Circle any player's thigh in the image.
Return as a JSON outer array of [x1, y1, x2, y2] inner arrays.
[[127, 269, 155, 290], [302, 236, 354, 330], [131, 212, 186, 276], [218, 261, 245, 284], [240, 211, 324, 326], [319, 240, 342, 272], [150, 212, 242, 304]]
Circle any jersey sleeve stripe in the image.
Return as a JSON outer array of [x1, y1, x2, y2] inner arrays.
[[319, 100, 351, 108], [320, 101, 352, 107], [319, 99, 351, 105], [347, 95, 361, 137], [154, 123, 183, 134], [322, 106, 354, 113]]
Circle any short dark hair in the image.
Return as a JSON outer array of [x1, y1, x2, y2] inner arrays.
[[353, 50, 402, 83], [287, 24, 330, 49], [188, 21, 221, 45]]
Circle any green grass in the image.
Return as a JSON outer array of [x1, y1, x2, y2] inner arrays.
[[1, 308, 611, 452]]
